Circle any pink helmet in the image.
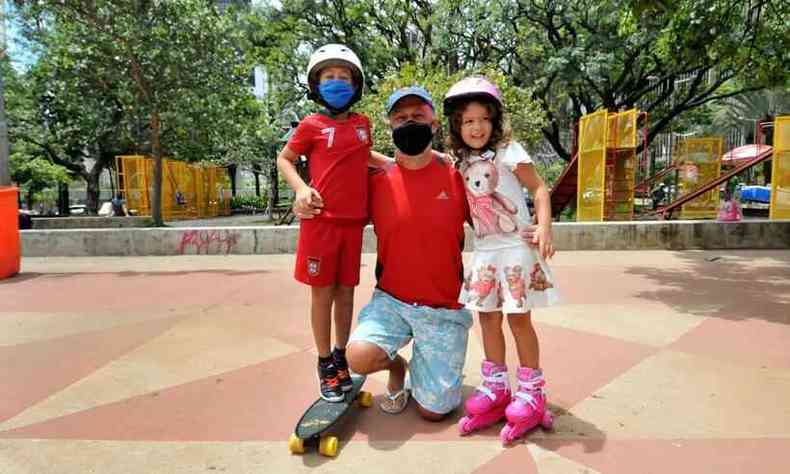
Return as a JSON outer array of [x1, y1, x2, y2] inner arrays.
[[443, 76, 503, 115]]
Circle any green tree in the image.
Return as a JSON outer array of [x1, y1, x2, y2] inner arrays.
[[252, 0, 787, 166], [711, 87, 790, 133], [250, 0, 437, 92], [10, 149, 71, 210], [6, 44, 135, 213], [16, 0, 255, 225], [356, 64, 545, 156], [478, 0, 789, 160]]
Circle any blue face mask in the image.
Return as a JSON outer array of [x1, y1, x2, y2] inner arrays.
[[318, 80, 356, 111]]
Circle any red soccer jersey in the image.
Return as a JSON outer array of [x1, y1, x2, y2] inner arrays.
[[287, 112, 372, 221], [369, 157, 470, 309]]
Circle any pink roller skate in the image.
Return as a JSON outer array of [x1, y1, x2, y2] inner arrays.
[[458, 361, 510, 435], [500, 367, 553, 445]]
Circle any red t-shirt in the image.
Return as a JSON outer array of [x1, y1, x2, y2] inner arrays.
[[287, 113, 372, 221], [369, 157, 470, 309]]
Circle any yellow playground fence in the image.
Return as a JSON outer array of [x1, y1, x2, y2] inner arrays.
[[673, 138, 723, 220], [770, 116, 790, 220], [577, 108, 639, 221], [116, 155, 232, 220]]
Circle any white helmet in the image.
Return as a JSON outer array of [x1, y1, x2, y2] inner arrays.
[[306, 44, 365, 110]]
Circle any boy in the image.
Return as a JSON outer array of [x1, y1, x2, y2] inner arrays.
[[277, 44, 388, 402]]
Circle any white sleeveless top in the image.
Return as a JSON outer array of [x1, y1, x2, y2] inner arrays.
[[459, 141, 534, 251]]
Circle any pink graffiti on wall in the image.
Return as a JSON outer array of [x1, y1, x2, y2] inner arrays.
[[177, 230, 240, 255]]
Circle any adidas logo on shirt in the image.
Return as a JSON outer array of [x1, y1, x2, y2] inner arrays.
[[436, 191, 449, 200]]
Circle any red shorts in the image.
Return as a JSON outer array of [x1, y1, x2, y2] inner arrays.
[[295, 219, 365, 287]]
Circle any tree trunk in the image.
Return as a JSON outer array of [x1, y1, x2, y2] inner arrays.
[[253, 163, 261, 197], [58, 182, 70, 216], [85, 172, 100, 215], [267, 155, 278, 215], [85, 158, 105, 215], [150, 111, 163, 226], [228, 164, 237, 197], [542, 124, 571, 162]]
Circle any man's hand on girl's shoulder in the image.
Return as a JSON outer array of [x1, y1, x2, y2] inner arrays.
[[432, 150, 450, 165]]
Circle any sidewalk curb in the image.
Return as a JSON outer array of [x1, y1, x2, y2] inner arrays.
[[20, 220, 790, 257]]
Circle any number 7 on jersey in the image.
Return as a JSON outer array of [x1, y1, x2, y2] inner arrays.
[[321, 127, 335, 148]]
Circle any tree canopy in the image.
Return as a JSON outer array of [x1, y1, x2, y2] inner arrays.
[[4, 0, 787, 217], [12, 0, 261, 222], [251, 0, 788, 160]]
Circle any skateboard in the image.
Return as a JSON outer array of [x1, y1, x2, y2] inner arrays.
[[288, 374, 372, 457]]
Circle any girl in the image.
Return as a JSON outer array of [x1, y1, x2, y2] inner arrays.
[[444, 76, 561, 445], [717, 187, 743, 222]]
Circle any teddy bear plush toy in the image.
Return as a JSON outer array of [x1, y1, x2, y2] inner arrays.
[[463, 160, 519, 239], [504, 265, 526, 308], [529, 263, 554, 291], [469, 264, 498, 305]]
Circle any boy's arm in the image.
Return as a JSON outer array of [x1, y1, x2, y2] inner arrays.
[[277, 146, 323, 218], [368, 150, 395, 168]]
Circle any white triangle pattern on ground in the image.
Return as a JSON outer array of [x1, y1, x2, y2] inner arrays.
[[527, 443, 601, 474], [0, 308, 195, 347], [0, 439, 505, 474], [0, 308, 298, 432]]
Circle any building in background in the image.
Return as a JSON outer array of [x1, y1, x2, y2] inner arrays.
[[217, 0, 251, 13]]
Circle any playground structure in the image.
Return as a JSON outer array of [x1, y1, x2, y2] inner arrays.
[[550, 112, 790, 221], [771, 116, 790, 219], [553, 108, 642, 222], [672, 137, 723, 219], [116, 156, 231, 220]]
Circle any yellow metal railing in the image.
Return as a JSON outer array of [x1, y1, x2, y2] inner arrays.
[[673, 138, 722, 220], [577, 109, 639, 221], [116, 156, 231, 220], [770, 116, 790, 220], [577, 110, 609, 222]]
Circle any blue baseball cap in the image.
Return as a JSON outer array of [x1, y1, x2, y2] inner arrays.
[[385, 86, 434, 115]]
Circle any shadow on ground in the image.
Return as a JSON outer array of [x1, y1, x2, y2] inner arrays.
[[295, 383, 606, 469], [625, 251, 790, 324]]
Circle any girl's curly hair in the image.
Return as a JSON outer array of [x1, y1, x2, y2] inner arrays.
[[446, 96, 512, 168]]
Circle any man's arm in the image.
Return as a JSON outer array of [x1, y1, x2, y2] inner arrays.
[[369, 150, 395, 168], [462, 186, 473, 228], [453, 168, 474, 227]]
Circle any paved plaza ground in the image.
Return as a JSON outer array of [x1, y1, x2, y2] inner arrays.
[[1, 250, 789, 473]]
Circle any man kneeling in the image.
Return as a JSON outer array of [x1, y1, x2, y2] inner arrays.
[[348, 87, 472, 421]]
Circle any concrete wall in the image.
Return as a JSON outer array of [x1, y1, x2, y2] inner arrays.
[[32, 216, 153, 230], [20, 220, 790, 257]]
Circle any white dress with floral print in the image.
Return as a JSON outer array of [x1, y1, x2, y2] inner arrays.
[[458, 142, 561, 314]]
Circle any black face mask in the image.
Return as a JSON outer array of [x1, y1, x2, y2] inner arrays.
[[392, 121, 434, 156]]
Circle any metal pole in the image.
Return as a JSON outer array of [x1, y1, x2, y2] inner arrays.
[[0, 72, 10, 186], [0, 0, 10, 186]]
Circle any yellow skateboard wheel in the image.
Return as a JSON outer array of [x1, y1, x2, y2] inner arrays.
[[288, 433, 305, 454], [319, 435, 338, 457], [358, 391, 373, 408]]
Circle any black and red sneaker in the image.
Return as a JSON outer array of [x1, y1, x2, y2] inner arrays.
[[317, 363, 344, 402], [332, 348, 353, 393]]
